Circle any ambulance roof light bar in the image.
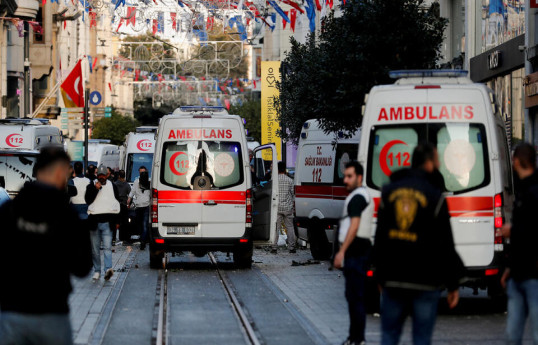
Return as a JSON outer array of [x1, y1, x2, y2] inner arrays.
[[389, 70, 468, 79], [178, 106, 227, 113], [0, 118, 49, 125], [135, 126, 157, 133]]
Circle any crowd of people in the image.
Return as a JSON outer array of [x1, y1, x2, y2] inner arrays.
[[1, 143, 538, 345]]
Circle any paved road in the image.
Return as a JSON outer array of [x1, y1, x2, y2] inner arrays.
[[68, 245, 534, 345]]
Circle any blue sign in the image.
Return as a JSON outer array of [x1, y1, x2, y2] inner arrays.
[[89, 91, 102, 106]]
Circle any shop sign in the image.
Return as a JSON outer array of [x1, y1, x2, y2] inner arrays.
[[488, 50, 502, 70]]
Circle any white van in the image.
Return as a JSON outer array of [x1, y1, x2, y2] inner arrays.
[[150, 106, 279, 268], [294, 120, 361, 259], [0, 119, 63, 197], [121, 127, 157, 184], [70, 139, 121, 171], [359, 70, 513, 296]]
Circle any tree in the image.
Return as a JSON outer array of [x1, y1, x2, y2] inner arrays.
[[133, 98, 173, 126], [276, 0, 447, 143], [92, 109, 139, 145], [229, 99, 262, 142]]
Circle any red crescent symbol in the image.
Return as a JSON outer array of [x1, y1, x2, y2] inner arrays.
[[5, 134, 22, 148], [137, 139, 151, 151], [379, 140, 407, 176], [169, 151, 188, 176]]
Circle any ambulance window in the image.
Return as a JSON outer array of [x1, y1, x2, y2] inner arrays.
[[204, 141, 243, 189], [161, 141, 243, 190], [0, 154, 36, 193], [367, 127, 419, 189], [161, 141, 199, 189], [334, 144, 358, 186], [126, 153, 153, 182], [436, 124, 489, 193]]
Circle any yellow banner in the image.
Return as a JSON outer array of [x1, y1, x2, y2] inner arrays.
[[261, 61, 282, 161]]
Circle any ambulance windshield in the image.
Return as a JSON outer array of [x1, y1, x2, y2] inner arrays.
[[126, 153, 153, 182], [161, 140, 243, 190], [367, 123, 490, 194], [0, 153, 36, 195]]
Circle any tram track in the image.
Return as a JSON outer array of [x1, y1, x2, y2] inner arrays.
[[152, 252, 263, 345]]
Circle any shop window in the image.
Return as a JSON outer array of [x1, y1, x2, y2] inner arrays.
[[33, 6, 44, 43]]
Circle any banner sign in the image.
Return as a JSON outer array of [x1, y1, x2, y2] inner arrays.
[[261, 61, 282, 161]]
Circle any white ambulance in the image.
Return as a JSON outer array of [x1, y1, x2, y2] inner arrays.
[[150, 106, 279, 268], [121, 126, 157, 185], [294, 120, 361, 259], [359, 70, 513, 296], [70, 139, 121, 171], [0, 118, 63, 197]]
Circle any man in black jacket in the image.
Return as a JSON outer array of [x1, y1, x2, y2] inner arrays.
[[0, 147, 92, 345], [373, 143, 463, 345], [501, 143, 538, 345]]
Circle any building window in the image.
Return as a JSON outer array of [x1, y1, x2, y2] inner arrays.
[[34, 6, 44, 43]]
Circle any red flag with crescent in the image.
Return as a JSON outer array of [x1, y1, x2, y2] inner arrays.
[[60, 60, 84, 107]]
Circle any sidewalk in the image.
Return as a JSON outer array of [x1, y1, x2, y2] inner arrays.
[[69, 244, 134, 345], [254, 248, 353, 345]]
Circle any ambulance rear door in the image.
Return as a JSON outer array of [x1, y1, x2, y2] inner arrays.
[[158, 118, 204, 238], [252, 144, 279, 244]]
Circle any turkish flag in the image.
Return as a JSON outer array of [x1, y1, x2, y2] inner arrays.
[[60, 60, 84, 107]]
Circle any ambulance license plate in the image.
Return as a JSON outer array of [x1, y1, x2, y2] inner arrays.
[[167, 226, 195, 235]]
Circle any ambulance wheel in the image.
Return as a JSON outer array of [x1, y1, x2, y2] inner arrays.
[[308, 223, 330, 260], [233, 245, 253, 269], [149, 246, 164, 269]]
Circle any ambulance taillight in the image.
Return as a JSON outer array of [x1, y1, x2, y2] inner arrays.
[[152, 188, 158, 224], [246, 189, 252, 228], [494, 193, 503, 251]]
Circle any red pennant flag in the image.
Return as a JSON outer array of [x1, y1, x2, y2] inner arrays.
[[290, 9, 297, 32], [280, 0, 304, 14], [116, 18, 124, 32], [236, 79, 240, 87], [179, 76, 186, 81], [224, 99, 231, 110], [89, 10, 97, 28], [206, 17, 214, 31], [315, 0, 321, 11], [92, 57, 98, 71], [283, 11, 288, 29], [121, 69, 127, 77], [108, 83, 112, 91], [126, 7, 136, 26], [135, 69, 140, 81], [63, 21, 66, 30], [253, 80, 257, 88], [326, 0, 333, 8], [60, 60, 84, 107], [152, 19, 158, 35], [170, 12, 177, 31]]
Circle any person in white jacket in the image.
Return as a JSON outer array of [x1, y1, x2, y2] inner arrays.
[[85, 165, 121, 281]]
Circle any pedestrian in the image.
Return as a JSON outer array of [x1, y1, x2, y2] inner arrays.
[[0, 146, 92, 345], [114, 170, 132, 243], [86, 164, 97, 181], [333, 161, 371, 345], [106, 167, 114, 182], [85, 164, 121, 281], [272, 161, 296, 254], [501, 142, 538, 345], [372, 143, 464, 345], [71, 161, 90, 221], [127, 166, 151, 250]]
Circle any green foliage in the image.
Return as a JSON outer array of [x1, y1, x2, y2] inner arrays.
[[276, 0, 447, 143], [229, 99, 262, 142], [92, 108, 139, 145], [133, 99, 173, 126]]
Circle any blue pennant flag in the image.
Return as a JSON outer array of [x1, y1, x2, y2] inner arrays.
[[268, 0, 290, 23]]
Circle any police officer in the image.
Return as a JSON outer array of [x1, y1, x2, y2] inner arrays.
[[373, 143, 464, 345]]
